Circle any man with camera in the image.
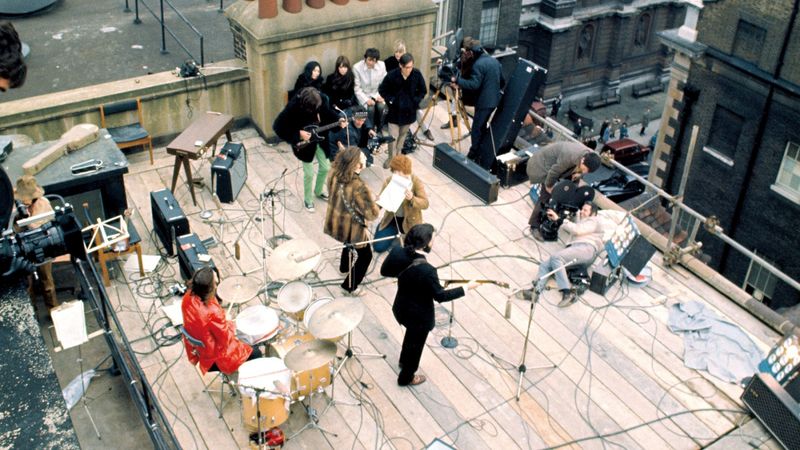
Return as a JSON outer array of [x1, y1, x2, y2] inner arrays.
[[526, 141, 601, 241], [451, 38, 502, 170], [328, 105, 381, 167], [519, 202, 605, 308]]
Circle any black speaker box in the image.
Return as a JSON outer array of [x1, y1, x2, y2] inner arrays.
[[589, 265, 618, 296], [176, 233, 216, 281], [741, 373, 800, 450], [481, 59, 547, 158], [620, 235, 657, 276], [212, 142, 247, 203], [150, 189, 190, 256], [433, 143, 499, 204], [496, 148, 531, 188]]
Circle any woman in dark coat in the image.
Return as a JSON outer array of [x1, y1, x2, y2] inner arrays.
[[380, 224, 478, 386], [323, 146, 380, 295], [322, 55, 357, 112], [293, 60, 323, 95]]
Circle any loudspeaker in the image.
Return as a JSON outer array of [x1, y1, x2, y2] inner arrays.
[[589, 265, 618, 296], [433, 143, 499, 204], [176, 233, 216, 281], [212, 142, 247, 203], [620, 235, 657, 276], [741, 373, 800, 450], [496, 148, 531, 188], [150, 189, 190, 256], [481, 59, 547, 158]]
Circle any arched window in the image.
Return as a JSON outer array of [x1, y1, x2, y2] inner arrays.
[[576, 24, 595, 61], [634, 13, 651, 48]]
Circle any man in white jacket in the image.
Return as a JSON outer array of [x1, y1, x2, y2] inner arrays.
[[353, 48, 387, 132]]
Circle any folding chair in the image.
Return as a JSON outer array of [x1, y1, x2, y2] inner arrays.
[[99, 97, 154, 164], [179, 325, 237, 418]]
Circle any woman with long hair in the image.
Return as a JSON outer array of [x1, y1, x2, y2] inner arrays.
[[323, 55, 357, 112], [293, 60, 323, 95], [380, 224, 478, 385], [323, 147, 380, 295]]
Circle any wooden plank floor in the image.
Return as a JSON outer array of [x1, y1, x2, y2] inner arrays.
[[105, 108, 781, 449]]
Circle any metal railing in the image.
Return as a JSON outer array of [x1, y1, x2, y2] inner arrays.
[[123, 0, 209, 66], [526, 108, 800, 301]]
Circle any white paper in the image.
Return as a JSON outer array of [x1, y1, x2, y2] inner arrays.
[[161, 302, 184, 326], [377, 174, 413, 212], [51, 300, 88, 350]]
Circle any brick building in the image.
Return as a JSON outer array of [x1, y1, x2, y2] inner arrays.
[[659, 0, 800, 310]]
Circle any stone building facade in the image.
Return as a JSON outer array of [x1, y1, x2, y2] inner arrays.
[[660, 0, 800, 310]]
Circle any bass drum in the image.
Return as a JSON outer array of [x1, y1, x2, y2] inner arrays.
[[237, 357, 291, 431]]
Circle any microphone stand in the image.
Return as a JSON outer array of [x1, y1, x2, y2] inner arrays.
[[499, 259, 576, 401], [264, 168, 292, 249]]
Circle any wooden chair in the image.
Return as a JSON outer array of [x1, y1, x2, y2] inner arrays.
[[95, 217, 144, 286], [99, 97, 154, 164]]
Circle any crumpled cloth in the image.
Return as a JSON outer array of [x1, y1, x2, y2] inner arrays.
[[667, 300, 761, 383]]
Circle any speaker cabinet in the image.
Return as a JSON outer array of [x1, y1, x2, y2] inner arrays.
[[741, 373, 800, 449], [433, 143, 499, 204], [481, 59, 547, 158], [589, 265, 618, 296], [212, 142, 247, 203], [176, 233, 216, 281], [150, 189, 190, 256], [620, 235, 657, 276]]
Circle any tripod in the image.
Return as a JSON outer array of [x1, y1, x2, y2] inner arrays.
[[414, 80, 471, 150]]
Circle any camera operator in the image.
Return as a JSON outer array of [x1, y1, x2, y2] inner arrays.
[[328, 105, 377, 166], [526, 141, 601, 241], [13, 175, 59, 311], [0, 21, 27, 93], [519, 202, 604, 308], [450, 38, 503, 170]]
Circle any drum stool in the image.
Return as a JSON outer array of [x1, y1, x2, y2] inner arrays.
[[180, 326, 237, 418]]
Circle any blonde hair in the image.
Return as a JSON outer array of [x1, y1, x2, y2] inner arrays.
[[393, 39, 407, 54]]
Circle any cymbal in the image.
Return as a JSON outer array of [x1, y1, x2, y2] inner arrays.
[[216, 276, 260, 305], [283, 339, 337, 372], [267, 238, 321, 281], [308, 298, 364, 339]]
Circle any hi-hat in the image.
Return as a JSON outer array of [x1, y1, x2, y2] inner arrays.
[[216, 276, 260, 305], [308, 298, 364, 339], [267, 238, 320, 280], [283, 339, 337, 372]]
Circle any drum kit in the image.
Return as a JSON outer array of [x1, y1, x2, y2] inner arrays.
[[217, 237, 381, 445]]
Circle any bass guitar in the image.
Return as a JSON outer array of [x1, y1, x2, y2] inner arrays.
[[292, 118, 352, 161]]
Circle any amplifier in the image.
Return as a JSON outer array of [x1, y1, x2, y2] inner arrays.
[[741, 373, 800, 450], [589, 265, 618, 296], [433, 143, 499, 204], [620, 235, 657, 276], [212, 142, 247, 203], [496, 148, 531, 188], [150, 189, 190, 256], [176, 233, 216, 281]]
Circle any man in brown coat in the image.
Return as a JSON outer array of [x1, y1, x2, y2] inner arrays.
[[324, 147, 381, 295], [526, 141, 601, 240]]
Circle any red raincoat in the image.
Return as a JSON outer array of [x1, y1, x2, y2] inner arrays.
[[181, 291, 252, 374]]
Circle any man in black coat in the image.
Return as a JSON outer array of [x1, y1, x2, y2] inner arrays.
[[327, 106, 376, 166], [381, 224, 478, 386], [453, 39, 503, 170], [378, 53, 427, 169]]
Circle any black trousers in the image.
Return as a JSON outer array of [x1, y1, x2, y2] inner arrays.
[[467, 107, 494, 169], [397, 323, 429, 385], [340, 244, 372, 292]]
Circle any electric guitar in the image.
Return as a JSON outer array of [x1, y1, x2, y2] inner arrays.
[[292, 118, 353, 161], [442, 279, 511, 289]]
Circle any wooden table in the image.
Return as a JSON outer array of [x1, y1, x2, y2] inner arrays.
[[166, 112, 234, 206]]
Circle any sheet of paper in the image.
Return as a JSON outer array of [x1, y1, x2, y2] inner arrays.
[[377, 174, 413, 212], [51, 300, 88, 350]]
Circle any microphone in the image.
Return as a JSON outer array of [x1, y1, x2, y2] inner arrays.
[[292, 251, 318, 263], [504, 299, 512, 320]]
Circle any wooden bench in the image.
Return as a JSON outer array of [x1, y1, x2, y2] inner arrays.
[[586, 91, 622, 109], [632, 79, 664, 98], [567, 107, 594, 130]]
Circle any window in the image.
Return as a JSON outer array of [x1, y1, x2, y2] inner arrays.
[[634, 13, 651, 48], [732, 19, 766, 65], [744, 255, 778, 303], [775, 141, 800, 197], [704, 106, 744, 162], [479, 1, 499, 47], [576, 24, 595, 61]]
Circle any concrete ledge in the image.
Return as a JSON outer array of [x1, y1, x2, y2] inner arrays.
[[0, 60, 252, 144]]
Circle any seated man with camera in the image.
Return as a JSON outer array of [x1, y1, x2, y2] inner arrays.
[[328, 105, 390, 168], [519, 201, 605, 308]]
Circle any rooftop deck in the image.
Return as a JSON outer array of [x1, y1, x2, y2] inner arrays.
[[108, 109, 781, 449]]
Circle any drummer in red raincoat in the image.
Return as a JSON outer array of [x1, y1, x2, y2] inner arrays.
[[181, 267, 260, 374]]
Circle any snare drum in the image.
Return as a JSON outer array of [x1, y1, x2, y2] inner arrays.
[[237, 358, 291, 431], [303, 297, 333, 331], [235, 305, 280, 346], [270, 333, 333, 400], [277, 280, 312, 321]]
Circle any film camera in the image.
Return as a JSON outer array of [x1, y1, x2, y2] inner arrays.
[[437, 29, 464, 82], [366, 135, 395, 153], [537, 179, 595, 241], [0, 168, 85, 277]]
